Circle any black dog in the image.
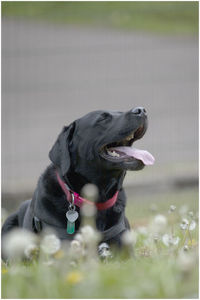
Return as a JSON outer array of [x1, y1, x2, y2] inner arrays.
[[2, 107, 154, 249]]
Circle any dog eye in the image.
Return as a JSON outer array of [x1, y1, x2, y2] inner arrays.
[[98, 113, 112, 122]]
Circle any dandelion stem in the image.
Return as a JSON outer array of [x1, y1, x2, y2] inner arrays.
[[188, 228, 193, 242], [179, 226, 189, 250]]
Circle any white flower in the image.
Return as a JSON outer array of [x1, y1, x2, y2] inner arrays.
[[150, 214, 168, 234], [40, 234, 61, 255], [189, 220, 196, 231], [180, 219, 196, 231], [162, 234, 180, 247], [80, 225, 100, 244], [183, 245, 189, 251], [81, 184, 98, 201], [98, 243, 112, 260], [74, 233, 84, 245], [168, 205, 176, 213], [70, 240, 85, 259], [2, 228, 37, 261], [122, 230, 137, 246], [81, 202, 97, 218], [188, 211, 194, 218], [180, 218, 189, 230], [24, 243, 39, 260], [70, 240, 81, 250]]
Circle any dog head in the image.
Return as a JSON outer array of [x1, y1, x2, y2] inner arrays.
[[49, 107, 154, 178]]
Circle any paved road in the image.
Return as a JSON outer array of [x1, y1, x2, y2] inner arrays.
[[2, 18, 198, 200]]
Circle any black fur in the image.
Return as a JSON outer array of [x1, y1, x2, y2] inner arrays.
[[2, 108, 148, 249]]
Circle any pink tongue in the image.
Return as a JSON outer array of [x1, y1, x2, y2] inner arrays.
[[111, 146, 155, 166]]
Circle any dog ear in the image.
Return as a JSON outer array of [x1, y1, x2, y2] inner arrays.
[[49, 122, 76, 177]]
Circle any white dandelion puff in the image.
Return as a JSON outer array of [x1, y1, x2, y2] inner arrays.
[[40, 234, 61, 255], [189, 220, 196, 231], [24, 243, 39, 260], [122, 230, 137, 246], [188, 211, 194, 218], [2, 228, 38, 261], [183, 245, 189, 251], [180, 218, 189, 230], [162, 234, 180, 247], [74, 233, 84, 245], [80, 225, 100, 244], [168, 205, 176, 213], [70, 240, 85, 259], [98, 243, 112, 260], [150, 214, 168, 234]]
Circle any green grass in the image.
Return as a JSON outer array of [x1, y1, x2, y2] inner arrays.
[[2, 1, 198, 35], [126, 187, 198, 226], [2, 188, 198, 298]]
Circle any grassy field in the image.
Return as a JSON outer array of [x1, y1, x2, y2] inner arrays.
[[2, 2, 198, 35], [2, 187, 198, 298]]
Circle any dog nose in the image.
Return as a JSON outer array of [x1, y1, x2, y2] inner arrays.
[[131, 107, 147, 117]]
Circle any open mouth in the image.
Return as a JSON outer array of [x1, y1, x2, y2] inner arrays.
[[100, 125, 155, 166]]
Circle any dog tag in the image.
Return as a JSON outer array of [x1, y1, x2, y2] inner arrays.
[[67, 221, 75, 235], [66, 210, 79, 223], [66, 209, 79, 235]]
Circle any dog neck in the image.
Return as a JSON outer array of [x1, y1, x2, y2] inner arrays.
[[63, 168, 126, 202]]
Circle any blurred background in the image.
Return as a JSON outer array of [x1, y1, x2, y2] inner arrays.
[[2, 2, 198, 216]]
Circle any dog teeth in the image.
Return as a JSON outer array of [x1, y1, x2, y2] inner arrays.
[[126, 133, 134, 141], [107, 150, 120, 157]]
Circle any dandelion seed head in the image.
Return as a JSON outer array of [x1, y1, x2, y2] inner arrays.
[[183, 245, 189, 251], [41, 234, 61, 255], [122, 230, 137, 246], [180, 218, 190, 230], [168, 205, 176, 213], [81, 202, 97, 218], [188, 211, 194, 218], [81, 184, 98, 202], [98, 243, 112, 259], [180, 218, 189, 230], [70, 240, 81, 250], [189, 220, 196, 231], [98, 242, 109, 251], [74, 233, 84, 245], [70, 240, 84, 258], [182, 218, 189, 224], [150, 214, 167, 234], [81, 225, 100, 244], [154, 214, 167, 225], [24, 243, 39, 260], [2, 228, 37, 261], [162, 234, 180, 247]]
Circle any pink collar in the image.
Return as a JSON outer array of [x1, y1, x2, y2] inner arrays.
[[56, 171, 119, 211]]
